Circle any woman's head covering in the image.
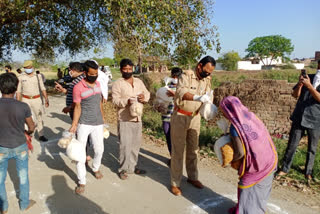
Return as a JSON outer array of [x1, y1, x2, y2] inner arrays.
[[220, 96, 277, 188]]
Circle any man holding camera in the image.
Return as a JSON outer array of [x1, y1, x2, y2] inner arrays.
[[277, 63, 320, 181]]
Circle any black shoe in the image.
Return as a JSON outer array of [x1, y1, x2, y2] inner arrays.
[[167, 159, 171, 167], [39, 136, 48, 142]]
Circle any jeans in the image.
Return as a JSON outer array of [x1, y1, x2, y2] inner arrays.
[[162, 121, 172, 155], [282, 123, 320, 175], [0, 144, 29, 211]]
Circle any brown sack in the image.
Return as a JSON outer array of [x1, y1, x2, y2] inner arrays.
[[221, 142, 234, 167]]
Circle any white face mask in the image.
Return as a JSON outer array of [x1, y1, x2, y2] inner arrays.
[[171, 78, 178, 84], [25, 68, 33, 74]]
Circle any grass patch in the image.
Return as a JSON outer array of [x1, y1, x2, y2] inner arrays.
[[111, 67, 122, 80], [142, 104, 165, 141], [275, 137, 320, 180]]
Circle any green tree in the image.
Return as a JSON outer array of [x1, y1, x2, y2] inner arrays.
[[1, 0, 220, 65], [245, 35, 294, 66], [219, 51, 241, 71]]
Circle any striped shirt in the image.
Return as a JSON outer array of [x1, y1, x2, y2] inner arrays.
[[162, 83, 176, 122], [66, 74, 85, 107]]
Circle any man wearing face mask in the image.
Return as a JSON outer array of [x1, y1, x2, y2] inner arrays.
[[54, 62, 85, 118], [69, 60, 105, 194], [4, 65, 12, 73], [155, 67, 182, 166], [16, 60, 49, 142], [112, 58, 150, 180], [170, 56, 216, 196]]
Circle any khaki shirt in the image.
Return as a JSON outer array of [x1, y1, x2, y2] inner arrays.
[[112, 77, 150, 122], [174, 70, 211, 113], [17, 73, 46, 96]]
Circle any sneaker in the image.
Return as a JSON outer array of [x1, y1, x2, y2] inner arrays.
[[39, 136, 48, 142]]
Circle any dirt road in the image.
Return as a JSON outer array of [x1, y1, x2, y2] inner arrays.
[[4, 95, 320, 214]]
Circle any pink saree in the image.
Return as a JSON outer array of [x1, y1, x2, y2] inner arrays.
[[220, 96, 277, 188]]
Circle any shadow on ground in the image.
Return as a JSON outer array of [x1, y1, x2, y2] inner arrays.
[[37, 126, 78, 183], [100, 131, 235, 213], [46, 175, 109, 214]]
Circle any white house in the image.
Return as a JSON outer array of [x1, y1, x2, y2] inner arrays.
[[237, 57, 304, 70]]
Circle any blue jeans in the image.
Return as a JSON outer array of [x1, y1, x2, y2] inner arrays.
[[0, 144, 29, 211]]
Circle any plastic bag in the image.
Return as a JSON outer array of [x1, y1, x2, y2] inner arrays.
[[103, 124, 110, 139], [25, 132, 33, 153], [200, 103, 218, 121], [217, 118, 229, 134], [57, 131, 75, 149], [156, 86, 173, 103], [129, 98, 144, 117], [199, 90, 217, 121], [214, 135, 232, 166], [66, 138, 86, 162]]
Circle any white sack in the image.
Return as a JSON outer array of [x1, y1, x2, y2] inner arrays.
[[66, 138, 86, 162], [156, 86, 173, 103], [129, 101, 144, 117], [200, 103, 218, 121]]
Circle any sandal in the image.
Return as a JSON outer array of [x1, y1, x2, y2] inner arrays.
[[118, 170, 128, 180], [134, 168, 146, 175], [94, 171, 103, 179], [275, 171, 287, 180], [75, 184, 85, 195], [25, 199, 36, 211]]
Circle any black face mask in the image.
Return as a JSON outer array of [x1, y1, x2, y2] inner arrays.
[[199, 69, 210, 78], [86, 74, 98, 83], [122, 72, 133, 79]]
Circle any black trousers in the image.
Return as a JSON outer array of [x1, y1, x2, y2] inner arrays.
[[282, 122, 320, 175]]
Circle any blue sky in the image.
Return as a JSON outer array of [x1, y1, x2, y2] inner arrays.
[[12, 0, 320, 62], [209, 0, 320, 59]]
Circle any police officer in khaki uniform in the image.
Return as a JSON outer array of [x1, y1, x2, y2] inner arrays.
[[16, 60, 49, 142], [170, 56, 216, 196]]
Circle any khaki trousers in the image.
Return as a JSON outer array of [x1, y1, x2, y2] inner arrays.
[[22, 97, 44, 136], [118, 121, 142, 173], [170, 111, 201, 187]]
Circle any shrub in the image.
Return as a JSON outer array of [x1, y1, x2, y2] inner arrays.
[[281, 63, 296, 69], [309, 61, 318, 69], [219, 51, 241, 71], [142, 104, 165, 140]]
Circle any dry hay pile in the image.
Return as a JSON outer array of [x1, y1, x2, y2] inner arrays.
[[103, 101, 118, 125]]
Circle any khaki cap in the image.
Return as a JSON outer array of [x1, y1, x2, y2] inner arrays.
[[23, 60, 33, 68]]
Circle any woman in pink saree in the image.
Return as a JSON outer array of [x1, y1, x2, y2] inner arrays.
[[220, 96, 278, 214]]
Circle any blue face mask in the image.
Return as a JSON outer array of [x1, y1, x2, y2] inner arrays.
[[25, 68, 33, 74]]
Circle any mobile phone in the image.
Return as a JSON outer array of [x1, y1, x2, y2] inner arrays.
[[301, 69, 307, 78]]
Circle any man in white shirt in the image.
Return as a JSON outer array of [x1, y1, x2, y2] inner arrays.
[[91, 60, 109, 102], [98, 69, 109, 102], [312, 60, 320, 89]]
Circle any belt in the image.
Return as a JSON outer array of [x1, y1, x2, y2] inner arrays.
[[22, 94, 40, 99], [175, 107, 199, 117]]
